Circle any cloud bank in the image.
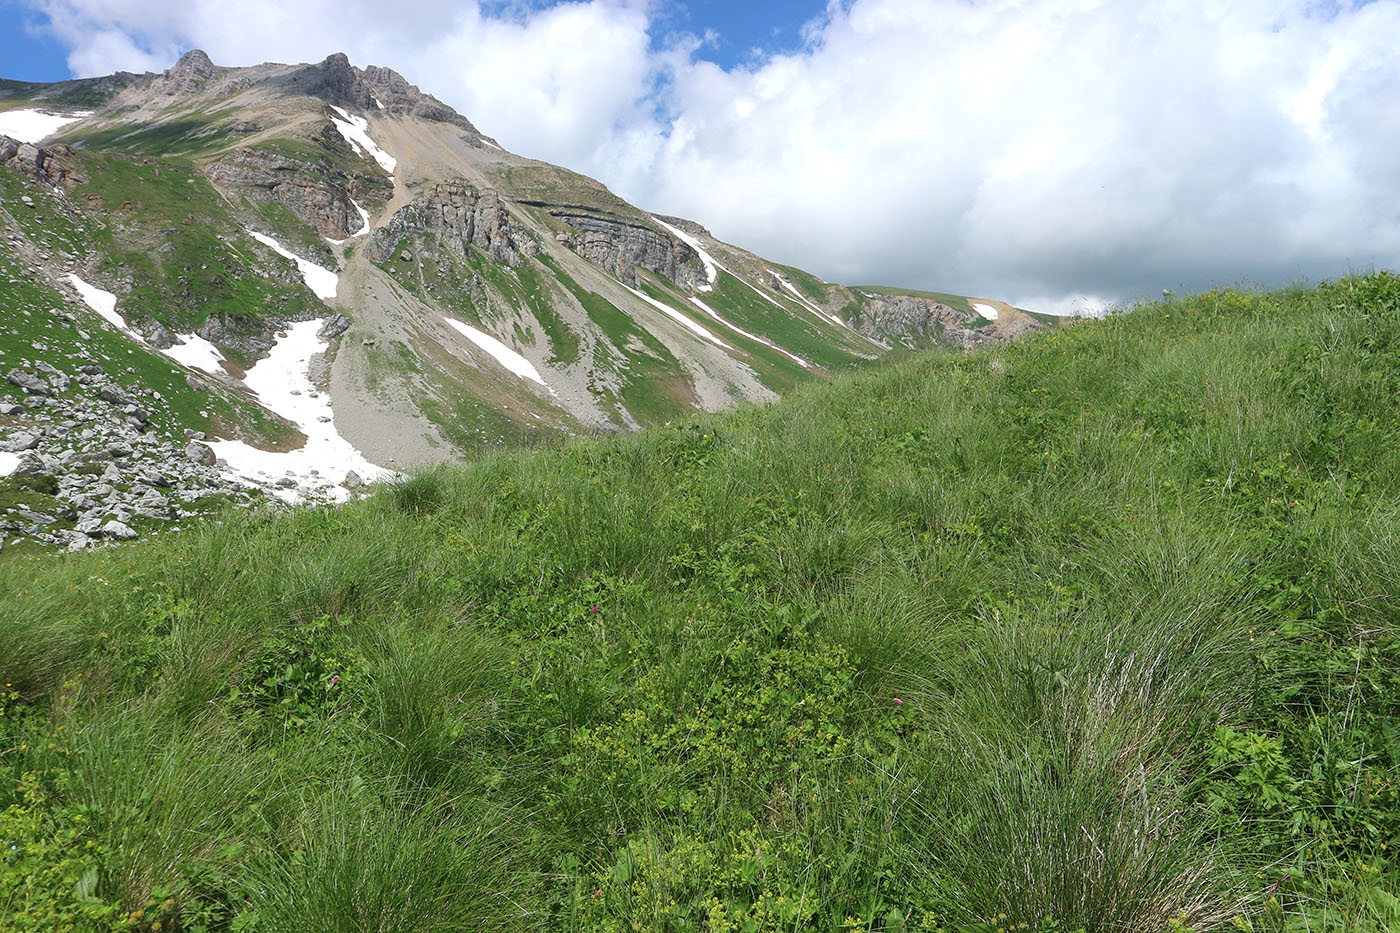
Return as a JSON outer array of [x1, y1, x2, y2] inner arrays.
[[24, 0, 1400, 311]]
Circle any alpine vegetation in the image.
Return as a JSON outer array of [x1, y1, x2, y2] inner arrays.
[[2, 272, 1398, 930]]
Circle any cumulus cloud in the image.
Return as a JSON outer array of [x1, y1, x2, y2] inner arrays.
[[21, 0, 1400, 310]]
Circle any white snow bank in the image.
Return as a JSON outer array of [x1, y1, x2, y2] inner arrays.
[[0, 108, 91, 143], [372, 96, 386, 110], [162, 333, 226, 373], [621, 284, 731, 349], [480, 138, 503, 152], [350, 199, 370, 236], [66, 273, 130, 332], [688, 296, 810, 368], [652, 216, 719, 291], [0, 452, 21, 478], [973, 302, 999, 321], [443, 317, 549, 387], [768, 270, 846, 327], [247, 231, 338, 301], [207, 320, 389, 503], [328, 105, 397, 174]]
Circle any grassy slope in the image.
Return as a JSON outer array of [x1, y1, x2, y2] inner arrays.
[[3, 277, 1400, 931]]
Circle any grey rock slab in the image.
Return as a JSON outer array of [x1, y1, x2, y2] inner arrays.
[[101, 520, 138, 540]]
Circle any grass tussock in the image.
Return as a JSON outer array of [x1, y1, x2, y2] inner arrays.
[[3, 275, 1400, 930]]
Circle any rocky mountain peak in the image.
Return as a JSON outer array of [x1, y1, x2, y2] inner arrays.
[[283, 52, 480, 134], [163, 49, 217, 94]]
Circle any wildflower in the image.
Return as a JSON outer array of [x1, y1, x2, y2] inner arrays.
[[590, 604, 600, 613], [893, 697, 903, 706], [330, 675, 340, 686]]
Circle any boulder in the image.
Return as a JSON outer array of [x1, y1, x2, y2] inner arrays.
[[101, 520, 139, 541], [7, 369, 51, 396], [185, 442, 217, 465]]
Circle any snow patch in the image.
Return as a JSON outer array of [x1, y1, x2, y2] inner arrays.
[[247, 231, 338, 300], [207, 320, 390, 503], [0, 108, 91, 143], [688, 296, 810, 368], [443, 317, 550, 388], [479, 138, 503, 151], [161, 333, 226, 373], [66, 273, 130, 332], [652, 216, 718, 291], [0, 452, 21, 478], [621, 284, 731, 349], [769, 271, 846, 327], [328, 105, 397, 174], [372, 96, 385, 110], [972, 302, 999, 321]]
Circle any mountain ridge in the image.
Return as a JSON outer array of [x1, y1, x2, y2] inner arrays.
[[1, 49, 1051, 550]]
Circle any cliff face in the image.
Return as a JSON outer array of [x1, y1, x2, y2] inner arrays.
[[552, 209, 703, 289], [367, 182, 538, 266], [207, 143, 388, 239], [0, 136, 75, 187]]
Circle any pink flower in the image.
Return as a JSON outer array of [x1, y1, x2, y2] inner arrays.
[[590, 604, 600, 613], [893, 697, 903, 706], [330, 675, 340, 686]]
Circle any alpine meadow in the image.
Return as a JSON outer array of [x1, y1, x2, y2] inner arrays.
[[2, 14, 1400, 933]]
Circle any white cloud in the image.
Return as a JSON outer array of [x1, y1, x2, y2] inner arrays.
[[20, 0, 1400, 311]]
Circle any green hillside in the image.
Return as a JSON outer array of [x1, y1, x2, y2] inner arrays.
[[3, 275, 1399, 931]]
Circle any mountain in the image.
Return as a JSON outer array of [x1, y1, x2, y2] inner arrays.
[[0, 50, 1051, 550]]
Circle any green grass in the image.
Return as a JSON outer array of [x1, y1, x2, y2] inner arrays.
[[3, 275, 1400, 931], [541, 255, 696, 425], [0, 238, 293, 449], [60, 117, 235, 160], [700, 270, 872, 370], [61, 153, 321, 333]]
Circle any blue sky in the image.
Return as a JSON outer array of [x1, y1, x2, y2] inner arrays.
[[1, 0, 72, 81], [1, 0, 833, 82]]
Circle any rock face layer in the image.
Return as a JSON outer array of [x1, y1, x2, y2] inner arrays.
[[368, 182, 537, 266], [208, 147, 374, 239], [552, 209, 702, 288], [0, 136, 73, 187]]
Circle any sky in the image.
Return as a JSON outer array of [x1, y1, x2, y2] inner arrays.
[[3, 0, 1399, 313]]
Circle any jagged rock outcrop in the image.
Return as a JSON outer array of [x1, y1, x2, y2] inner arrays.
[[853, 294, 1043, 349], [196, 314, 276, 357], [855, 295, 982, 342], [286, 53, 481, 133], [0, 135, 73, 186], [208, 147, 362, 238], [368, 182, 537, 266], [553, 210, 703, 289], [162, 49, 218, 95]]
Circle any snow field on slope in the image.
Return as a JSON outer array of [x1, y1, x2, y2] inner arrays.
[[621, 284, 731, 349], [247, 231, 338, 300], [68, 274, 226, 372], [768, 270, 846, 327], [688, 296, 810, 368], [328, 106, 397, 174], [973, 303, 999, 321], [0, 452, 21, 478], [651, 216, 718, 291], [0, 109, 91, 143], [67, 273, 127, 332], [443, 317, 550, 388], [207, 320, 390, 502], [161, 333, 226, 373]]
